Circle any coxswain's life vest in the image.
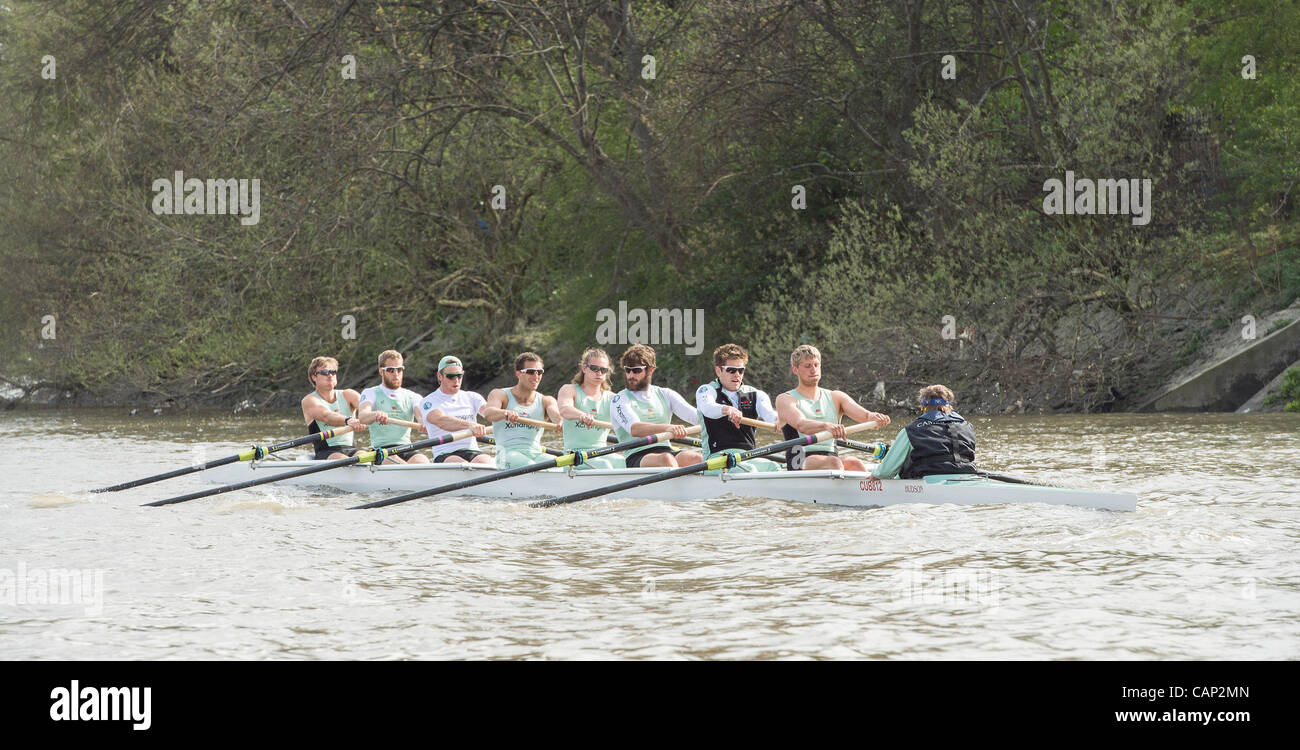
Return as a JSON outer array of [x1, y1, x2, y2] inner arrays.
[[900, 411, 977, 479]]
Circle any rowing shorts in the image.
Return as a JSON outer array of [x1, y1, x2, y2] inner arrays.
[[625, 445, 681, 468], [433, 448, 490, 464], [313, 445, 359, 460]]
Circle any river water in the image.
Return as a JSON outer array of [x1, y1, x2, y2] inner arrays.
[[2, 408, 1297, 660]]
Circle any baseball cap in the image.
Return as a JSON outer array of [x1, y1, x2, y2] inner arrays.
[[437, 355, 464, 374]]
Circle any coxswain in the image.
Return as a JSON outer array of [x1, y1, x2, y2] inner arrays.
[[872, 385, 976, 479]]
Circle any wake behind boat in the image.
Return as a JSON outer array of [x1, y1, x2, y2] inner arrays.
[[201, 457, 1138, 511]]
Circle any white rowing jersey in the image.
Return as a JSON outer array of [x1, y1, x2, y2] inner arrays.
[[421, 388, 488, 455], [610, 385, 699, 434]]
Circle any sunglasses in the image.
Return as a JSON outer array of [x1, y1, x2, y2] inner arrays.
[[584, 364, 610, 374], [721, 366, 745, 375], [520, 368, 545, 375], [381, 366, 405, 373], [314, 369, 338, 377], [442, 372, 464, 380], [622, 365, 648, 374]]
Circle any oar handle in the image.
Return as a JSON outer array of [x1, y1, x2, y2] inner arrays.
[[739, 417, 778, 431], [648, 424, 702, 440], [383, 418, 423, 429]]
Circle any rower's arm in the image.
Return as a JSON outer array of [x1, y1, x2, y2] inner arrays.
[[754, 390, 779, 424], [662, 387, 700, 425], [834, 390, 890, 429], [611, 395, 660, 437], [776, 392, 834, 434], [694, 384, 726, 419], [871, 428, 911, 479], [426, 408, 477, 432], [479, 389, 512, 422], [555, 384, 584, 421], [356, 392, 384, 425], [542, 395, 561, 425]]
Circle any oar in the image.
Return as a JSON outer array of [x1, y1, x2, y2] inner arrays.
[[530, 421, 882, 508], [481, 435, 567, 457], [143, 427, 491, 507], [836, 438, 889, 459], [603, 432, 702, 449], [740, 417, 886, 459], [91, 424, 364, 493], [980, 471, 1059, 487], [350, 424, 702, 510]]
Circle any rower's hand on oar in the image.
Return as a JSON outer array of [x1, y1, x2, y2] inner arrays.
[[579, 413, 595, 427], [669, 424, 692, 439], [470, 423, 488, 438], [825, 422, 847, 439], [504, 411, 520, 424], [375, 413, 389, 425], [347, 417, 364, 430], [724, 406, 743, 427], [865, 412, 890, 427]]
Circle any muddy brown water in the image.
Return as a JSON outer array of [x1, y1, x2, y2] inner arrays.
[[2, 408, 1297, 659]]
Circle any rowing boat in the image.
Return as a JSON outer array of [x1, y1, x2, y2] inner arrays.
[[201, 458, 1137, 511]]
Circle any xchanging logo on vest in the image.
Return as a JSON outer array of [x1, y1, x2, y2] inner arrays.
[[594, 300, 704, 355]]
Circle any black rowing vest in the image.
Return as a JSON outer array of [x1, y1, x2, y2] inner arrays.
[[901, 411, 977, 479], [699, 381, 759, 454]]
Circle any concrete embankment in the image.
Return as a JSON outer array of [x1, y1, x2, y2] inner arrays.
[[1138, 316, 1300, 412]]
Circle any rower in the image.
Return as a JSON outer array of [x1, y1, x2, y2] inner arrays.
[[555, 348, 624, 469], [872, 385, 976, 480], [482, 352, 559, 470], [610, 344, 702, 468], [774, 344, 890, 471], [300, 356, 363, 460], [695, 344, 780, 473], [421, 355, 494, 465], [357, 350, 429, 464]]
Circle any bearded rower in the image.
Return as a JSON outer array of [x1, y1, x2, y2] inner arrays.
[[610, 344, 702, 468], [300, 356, 364, 460], [555, 347, 624, 470], [421, 355, 493, 465], [695, 343, 781, 473], [774, 344, 890, 471], [357, 349, 429, 465], [872, 385, 977, 480], [482, 352, 560, 470]]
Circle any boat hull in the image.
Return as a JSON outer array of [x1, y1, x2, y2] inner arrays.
[[201, 459, 1137, 511]]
